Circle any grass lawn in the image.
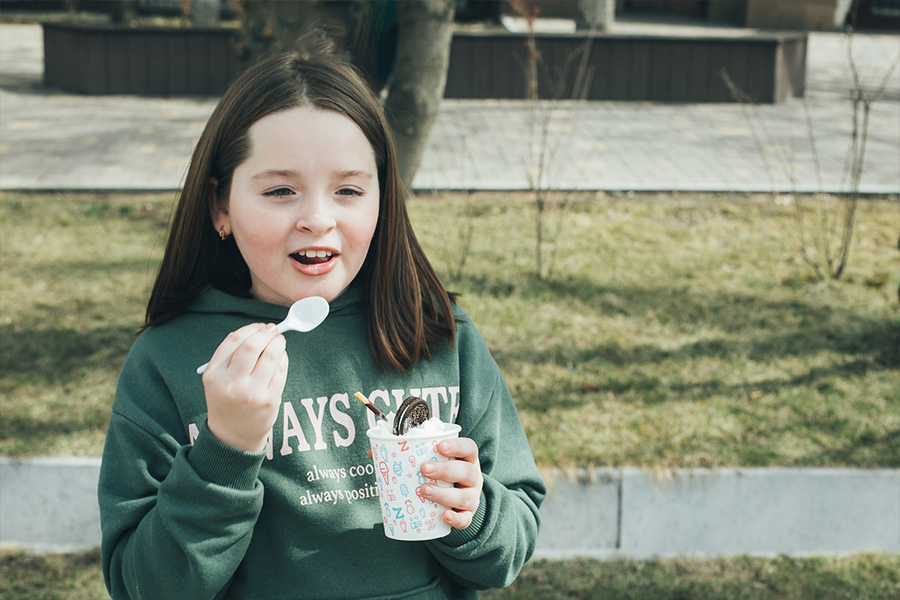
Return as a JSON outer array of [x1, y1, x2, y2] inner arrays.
[[2, 549, 898, 600], [1, 191, 898, 468]]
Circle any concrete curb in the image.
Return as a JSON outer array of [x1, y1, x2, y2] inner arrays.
[[2, 458, 898, 558], [536, 467, 900, 559], [1, 457, 103, 553]]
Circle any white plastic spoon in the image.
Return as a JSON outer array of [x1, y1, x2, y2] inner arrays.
[[196, 296, 329, 374]]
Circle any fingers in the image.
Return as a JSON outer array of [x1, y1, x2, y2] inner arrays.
[[201, 323, 288, 452], [268, 349, 289, 392], [442, 507, 476, 529], [419, 482, 481, 529], [203, 323, 287, 384], [435, 438, 480, 462], [203, 323, 266, 375], [223, 324, 282, 377], [253, 328, 287, 388], [421, 450, 480, 486], [419, 437, 484, 530]]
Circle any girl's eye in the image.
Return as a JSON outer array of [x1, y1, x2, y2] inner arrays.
[[337, 188, 363, 197], [265, 187, 294, 197]]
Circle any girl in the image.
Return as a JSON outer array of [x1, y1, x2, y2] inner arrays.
[[99, 50, 545, 600]]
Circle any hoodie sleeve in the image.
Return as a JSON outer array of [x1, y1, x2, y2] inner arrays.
[[99, 335, 266, 600], [424, 317, 546, 590]]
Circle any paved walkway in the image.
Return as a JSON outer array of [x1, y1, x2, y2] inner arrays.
[[1, 23, 898, 193]]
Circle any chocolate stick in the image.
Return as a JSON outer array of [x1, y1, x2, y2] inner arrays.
[[354, 392, 389, 422]]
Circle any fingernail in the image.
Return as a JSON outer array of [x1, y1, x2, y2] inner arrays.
[[422, 463, 435, 475], [266, 323, 278, 332], [421, 485, 433, 497]]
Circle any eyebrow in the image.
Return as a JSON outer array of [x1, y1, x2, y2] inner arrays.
[[250, 169, 374, 181], [251, 169, 300, 181], [337, 169, 374, 181]]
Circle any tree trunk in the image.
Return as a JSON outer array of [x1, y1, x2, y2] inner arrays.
[[576, 0, 615, 31], [383, 0, 455, 192], [192, 0, 221, 28], [235, 0, 313, 67], [235, 0, 453, 190], [236, 1, 386, 69], [108, 0, 138, 25]]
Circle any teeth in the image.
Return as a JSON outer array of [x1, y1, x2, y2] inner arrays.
[[296, 250, 333, 258]]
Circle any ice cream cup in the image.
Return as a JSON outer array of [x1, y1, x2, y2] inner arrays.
[[366, 423, 462, 541]]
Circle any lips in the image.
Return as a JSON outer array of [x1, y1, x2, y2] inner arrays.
[[291, 249, 335, 265], [289, 247, 339, 276]]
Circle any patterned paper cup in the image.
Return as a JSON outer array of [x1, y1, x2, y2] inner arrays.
[[366, 423, 462, 541]]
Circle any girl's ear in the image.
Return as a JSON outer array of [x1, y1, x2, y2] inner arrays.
[[208, 177, 229, 233]]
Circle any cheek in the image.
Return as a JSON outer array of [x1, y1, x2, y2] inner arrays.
[[339, 193, 379, 247], [232, 210, 286, 256], [353, 205, 380, 254]]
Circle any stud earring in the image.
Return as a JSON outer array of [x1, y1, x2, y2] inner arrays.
[[219, 227, 228, 241]]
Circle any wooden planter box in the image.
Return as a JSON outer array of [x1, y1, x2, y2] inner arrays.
[[43, 23, 806, 103], [42, 22, 239, 96], [445, 30, 807, 103]]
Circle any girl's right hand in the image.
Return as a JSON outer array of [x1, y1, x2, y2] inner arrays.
[[201, 323, 288, 452]]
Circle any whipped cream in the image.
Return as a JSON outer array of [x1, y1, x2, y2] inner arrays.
[[371, 414, 451, 438]]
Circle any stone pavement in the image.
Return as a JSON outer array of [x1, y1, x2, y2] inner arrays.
[[1, 22, 898, 193]]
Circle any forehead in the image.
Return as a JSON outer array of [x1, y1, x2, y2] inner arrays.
[[240, 106, 377, 170], [251, 106, 368, 145]]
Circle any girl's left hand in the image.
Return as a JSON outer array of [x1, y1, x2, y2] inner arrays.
[[419, 437, 484, 530]]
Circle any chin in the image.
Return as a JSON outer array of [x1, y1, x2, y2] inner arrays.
[[292, 283, 347, 304]]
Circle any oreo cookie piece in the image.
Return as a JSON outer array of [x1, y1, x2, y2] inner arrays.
[[393, 396, 431, 436]]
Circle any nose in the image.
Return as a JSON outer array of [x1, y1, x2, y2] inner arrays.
[[295, 193, 336, 236]]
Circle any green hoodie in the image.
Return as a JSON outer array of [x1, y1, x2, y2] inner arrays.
[[99, 283, 545, 600]]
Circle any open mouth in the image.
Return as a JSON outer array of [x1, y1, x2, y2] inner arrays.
[[290, 249, 337, 266]]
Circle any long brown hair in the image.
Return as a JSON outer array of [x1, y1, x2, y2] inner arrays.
[[145, 51, 455, 371]]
